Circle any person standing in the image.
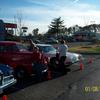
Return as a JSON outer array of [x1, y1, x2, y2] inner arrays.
[[28, 39, 36, 51], [32, 47, 44, 82], [58, 40, 69, 74], [58, 40, 68, 59], [33, 47, 49, 81]]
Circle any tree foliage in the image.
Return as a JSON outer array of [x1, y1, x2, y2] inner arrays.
[[67, 24, 100, 34], [82, 24, 100, 32], [48, 17, 65, 36], [32, 28, 39, 36]]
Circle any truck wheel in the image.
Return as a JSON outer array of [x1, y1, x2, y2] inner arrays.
[[14, 68, 27, 79]]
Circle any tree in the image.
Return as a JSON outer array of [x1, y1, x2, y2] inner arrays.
[[48, 17, 65, 36], [67, 27, 73, 34], [32, 28, 39, 36], [67, 25, 81, 35], [82, 24, 100, 33]]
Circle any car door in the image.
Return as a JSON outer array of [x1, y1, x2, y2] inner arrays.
[[0, 44, 18, 66]]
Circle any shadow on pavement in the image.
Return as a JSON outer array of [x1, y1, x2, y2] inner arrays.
[[72, 69, 80, 72], [1, 71, 64, 96]]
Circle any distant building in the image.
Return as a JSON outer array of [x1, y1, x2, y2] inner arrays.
[[0, 19, 17, 41], [96, 33, 100, 40], [73, 31, 96, 42]]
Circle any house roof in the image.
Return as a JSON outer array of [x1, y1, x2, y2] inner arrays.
[[74, 31, 96, 36]]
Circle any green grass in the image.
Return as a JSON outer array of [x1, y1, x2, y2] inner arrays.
[[69, 45, 100, 53]]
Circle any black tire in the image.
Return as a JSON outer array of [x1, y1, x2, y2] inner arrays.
[[14, 68, 28, 80], [33, 62, 46, 82]]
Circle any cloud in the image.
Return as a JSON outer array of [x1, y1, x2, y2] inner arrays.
[[25, 0, 71, 9], [2, 1, 100, 33], [16, 6, 100, 33], [73, 0, 80, 3], [23, 20, 49, 34], [25, 0, 57, 8], [25, 0, 51, 8], [14, 2, 96, 18]]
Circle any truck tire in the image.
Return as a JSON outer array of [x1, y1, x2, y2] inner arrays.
[[33, 62, 46, 82], [14, 68, 28, 80]]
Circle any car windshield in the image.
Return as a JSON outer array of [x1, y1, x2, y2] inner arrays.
[[17, 44, 28, 52], [38, 45, 56, 53]]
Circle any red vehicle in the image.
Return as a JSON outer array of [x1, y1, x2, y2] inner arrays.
[[0, 41, 48, 80]]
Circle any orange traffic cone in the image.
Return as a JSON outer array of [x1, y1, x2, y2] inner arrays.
[[88, 56, 93, 64], [80, 62, 84, 71], [47, 69, 52, 80], [2, 95, 8, 100]]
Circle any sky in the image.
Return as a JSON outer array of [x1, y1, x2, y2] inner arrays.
[[0, 0, 100, 34]]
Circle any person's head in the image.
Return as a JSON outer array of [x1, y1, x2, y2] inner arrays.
[[60, 40, 65, 44]]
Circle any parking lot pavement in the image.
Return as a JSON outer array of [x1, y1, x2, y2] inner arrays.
[[0, 55, 100, 100], [54, 58, 100, 100]]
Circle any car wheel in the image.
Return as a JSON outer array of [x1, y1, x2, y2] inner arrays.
[[33, 62, 47, 82], [14, 68, 28, 79]]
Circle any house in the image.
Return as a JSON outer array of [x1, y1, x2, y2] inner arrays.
[[73, 31, 96, 42]]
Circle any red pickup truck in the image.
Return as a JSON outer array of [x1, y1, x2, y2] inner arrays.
[[0, 41, 48, 80]]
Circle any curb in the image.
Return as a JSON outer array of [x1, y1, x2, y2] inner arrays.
[[78, 52, 100, 55], [70, 51, 100, 55]]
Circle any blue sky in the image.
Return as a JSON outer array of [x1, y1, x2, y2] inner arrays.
[[0, 0, 100, 33]]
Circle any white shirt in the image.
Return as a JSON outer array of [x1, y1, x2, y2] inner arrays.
[[58, 44, 68, 57]]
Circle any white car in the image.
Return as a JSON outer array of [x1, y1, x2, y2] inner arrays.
[[36, 44, 83, 66]]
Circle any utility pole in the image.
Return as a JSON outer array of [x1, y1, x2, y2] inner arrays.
[[14, 16, 17, 36]]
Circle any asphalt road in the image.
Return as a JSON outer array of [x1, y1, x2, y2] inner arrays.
[[55, 55, 100, 100], [0, 55, 100, 100]]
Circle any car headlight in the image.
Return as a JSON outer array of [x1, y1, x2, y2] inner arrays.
[[42, 69, 47, 73], [72, 57, 77, 61], [78, 54, 84, 61]]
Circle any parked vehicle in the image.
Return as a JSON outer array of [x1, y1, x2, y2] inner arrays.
[[0, 41, 48, 79], [33, 40, 41, 44], [0, 64, 16, 94], [45, 38, 59, 44], [36, 44, 84, 66]]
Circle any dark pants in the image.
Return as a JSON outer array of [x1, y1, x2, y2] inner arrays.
[[59, 56, 71, 74], [60, 56, 66, 65], [59, 56, 67, 75]]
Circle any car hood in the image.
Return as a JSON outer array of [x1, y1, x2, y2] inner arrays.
[[44, 51, 79, 58], [44, 51, 56, 58], [44, 51, 81, 63], [0, 64, 14, 76], [65, 52, 80, 63], [66, 52, 79, 58]]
